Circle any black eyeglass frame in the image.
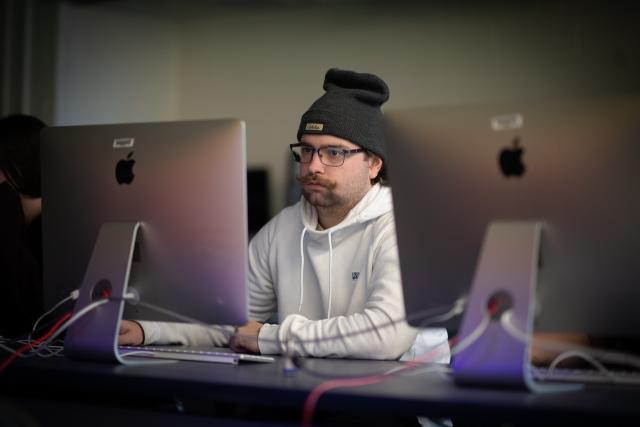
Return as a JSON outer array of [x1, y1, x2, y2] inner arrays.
[[289, 143, 367, 167]]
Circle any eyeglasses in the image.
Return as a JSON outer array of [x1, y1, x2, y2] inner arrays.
[[289, 143, 366, 167]]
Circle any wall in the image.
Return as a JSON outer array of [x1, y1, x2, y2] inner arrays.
[[1, 0, 57, 122], [55, 2, 179, 125]]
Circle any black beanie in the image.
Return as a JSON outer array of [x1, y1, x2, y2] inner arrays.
[[297, 68, 390, 161]]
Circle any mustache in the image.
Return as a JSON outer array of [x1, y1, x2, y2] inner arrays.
[[296, 174, 337, 189]]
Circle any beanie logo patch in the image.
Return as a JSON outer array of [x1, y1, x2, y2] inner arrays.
[[305, 123, 324, 132]]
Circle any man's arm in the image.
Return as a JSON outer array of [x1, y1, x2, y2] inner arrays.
[[117, 219, 279, 349], [117, 319, 234, 347]]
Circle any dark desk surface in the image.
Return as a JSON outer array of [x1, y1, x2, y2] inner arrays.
[[2, 353, 640, 426]]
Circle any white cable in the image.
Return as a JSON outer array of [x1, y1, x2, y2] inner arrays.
[[13, 340, 44, 358], [372, 310, 490, 389], [24, 346, 64, 358], [14, 339, 64, 358], [327, 230, 333, 319], [32, 345, 65, 358], [500, 310, 529, 343], [549, 350, 610, 375], [28, 289, 79, 348], [501, 310, 640, 371], [298, 228, 307, 313], [419, 297, 467, 328], [2, 300, 106, 360], [28, 340, 65, 358], [382, 310, 490, 378], [37, 299, 109, 348], [450, 312, 491, 357], [0, 342, 27, 357]]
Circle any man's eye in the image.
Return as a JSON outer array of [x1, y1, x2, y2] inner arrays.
[[301, 147, 315, 154], [327, 149, 342, 157]]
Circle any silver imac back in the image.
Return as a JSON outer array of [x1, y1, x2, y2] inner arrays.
[[41, 119, 248, 329], [387, 95, 640, 336]]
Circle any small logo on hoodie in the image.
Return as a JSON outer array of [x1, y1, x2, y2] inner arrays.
[[352, 272, 360, 280]]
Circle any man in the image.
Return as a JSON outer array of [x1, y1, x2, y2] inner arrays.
[[119, 68, 426, 360]]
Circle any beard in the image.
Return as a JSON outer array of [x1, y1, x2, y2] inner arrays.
[[296, 173, 343, 208]]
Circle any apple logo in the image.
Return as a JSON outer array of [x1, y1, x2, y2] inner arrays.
[[498, 137, 525, 178], [115, 151, 135, 185]]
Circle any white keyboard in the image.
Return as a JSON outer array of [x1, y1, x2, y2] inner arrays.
[[119, 345, 275, 365], [531, 366, 640, 385]]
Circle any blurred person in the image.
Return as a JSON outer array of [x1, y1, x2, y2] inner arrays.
[[0, 114, 46, 338]]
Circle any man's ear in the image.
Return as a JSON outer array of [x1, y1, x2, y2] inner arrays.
[[368, 155, 383, 180]]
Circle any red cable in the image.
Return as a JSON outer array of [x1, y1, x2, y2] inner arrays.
[[0, 312, 72, 373], [301, 337, 455, 427], [302, 374, 388, 427]]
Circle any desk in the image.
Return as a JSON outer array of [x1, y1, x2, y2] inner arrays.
[[2, 353, 640, 426]]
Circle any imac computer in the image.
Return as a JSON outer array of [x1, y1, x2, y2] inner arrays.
[[40, 119, 248, 363], [386, 95, 640, 388]]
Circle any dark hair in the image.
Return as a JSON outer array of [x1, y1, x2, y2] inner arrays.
[[364, 151, 388, 186], [0, 114, 46, 197]]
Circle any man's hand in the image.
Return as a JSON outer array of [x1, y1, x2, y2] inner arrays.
[[229, 320, 264, 354], [118, 320, 145, 346]]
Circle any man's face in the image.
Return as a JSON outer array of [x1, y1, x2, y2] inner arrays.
[[296, 134, 382, 211]]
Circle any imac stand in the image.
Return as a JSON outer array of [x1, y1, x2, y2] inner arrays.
[[452, 221, 579, 392], [64, 222, 141, 364]]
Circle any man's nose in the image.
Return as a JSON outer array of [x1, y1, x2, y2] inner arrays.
[[308, 150, 324, 173]]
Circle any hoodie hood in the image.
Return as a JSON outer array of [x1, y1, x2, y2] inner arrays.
[[300, 183, 393, 233]]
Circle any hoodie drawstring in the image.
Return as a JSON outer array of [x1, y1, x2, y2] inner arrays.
[[298, 228, 307, 312], [327, 230, 333, 318], [299, 227, 334, 318]]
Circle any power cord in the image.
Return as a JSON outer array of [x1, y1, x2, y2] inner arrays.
[[500, 310, 640, 381], [0, 312, 72, 373], [28, 289, 80, 353], [0, 298, 109, 373], [548, 351, 611, 377]]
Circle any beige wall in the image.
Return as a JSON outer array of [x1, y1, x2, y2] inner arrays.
[[54, 1, 640, 214], [55, 3, 179, 125]]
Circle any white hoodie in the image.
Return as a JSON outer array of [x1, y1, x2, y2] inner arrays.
[[140, 184, 418, 359]]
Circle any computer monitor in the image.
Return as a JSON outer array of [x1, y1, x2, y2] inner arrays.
[[386, 95, 640, 338], [41, 119, 248, 362]]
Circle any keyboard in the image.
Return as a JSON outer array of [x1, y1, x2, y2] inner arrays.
[[119, 345, 275, 365], [531, 366, 640, 385]]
